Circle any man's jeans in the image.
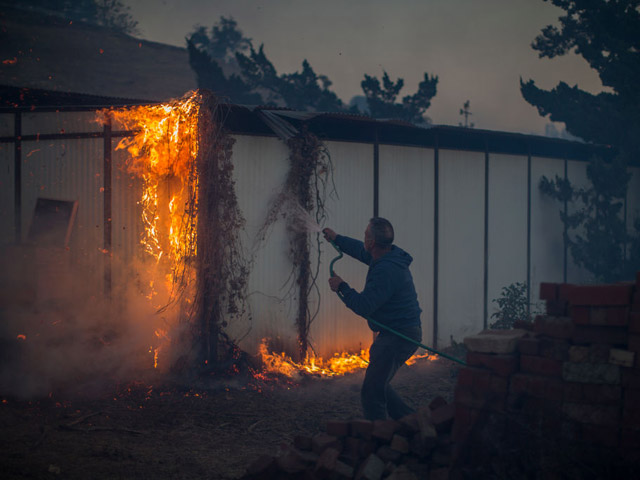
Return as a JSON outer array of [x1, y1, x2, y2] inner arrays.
[[361, 325, 422, 420]]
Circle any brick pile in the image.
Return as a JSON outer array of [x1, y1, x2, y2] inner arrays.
[[454, 272, 640, 471], [241, 397, 455, 480]]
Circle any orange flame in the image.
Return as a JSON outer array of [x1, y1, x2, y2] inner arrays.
[[97, 91, 202, 370], [257, 339, 435, 378]]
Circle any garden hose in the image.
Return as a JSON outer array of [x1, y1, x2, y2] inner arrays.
[[328, 240, 467, 367]]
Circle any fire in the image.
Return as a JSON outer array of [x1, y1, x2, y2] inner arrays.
[[257, 339, 436, 378], [97, 91, 202, 370]]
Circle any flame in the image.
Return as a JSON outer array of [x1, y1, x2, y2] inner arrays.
[[257, 339, 436, 378], [97, 91, 202, 370]]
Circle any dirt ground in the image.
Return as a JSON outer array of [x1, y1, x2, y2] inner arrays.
[[0, 355, 461, 480]]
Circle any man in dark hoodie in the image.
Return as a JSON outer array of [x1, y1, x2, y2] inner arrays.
[[323, 217, 422, 420]]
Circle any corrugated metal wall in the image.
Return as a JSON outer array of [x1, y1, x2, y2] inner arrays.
[[487, 153, 529, 322], [5, 109, 640, 355], [437, 149, 486, 345], [379, 145, 435, 348]]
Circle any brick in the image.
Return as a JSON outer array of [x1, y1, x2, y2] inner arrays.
[[518, 337, 540, 356], [562, 403, 620, 426], [568, 284, 633, 306], [558, 283, 575, 301], [534, 315, 574, 339], [520, 355, 563, 377], [431, 403, 455, 433], [429, 395, 447, 411], [465, 352, 518, 377], [245, 454, 277, 477], [355, 454, 385, 480], [454, 385, 506, 411], [563, 383, 621, 405], [489, 375, 509, 394], [343, 437, 361, 462], [539, 282, 558, 301], [312, 433, 341, 455], [630, 312, 640, 334], [572, 326, 628, 346], [397, 412, 419, 435], [371, 419, 400, 442], [451, 406, 482, 444], [277, 447, 309, 474], [609, 348, 635, 367], [351, 419, 374, 439], [622, 368, 640, 388], [569, 345, 589, 363], [588, 344, 611, 363], [508, 373, 563, 401], [606, 307, 630, 326], [415, 406, 438, 445], [546, 299, 568, 316], [326, 420, 350, 437], [429, 468, 451, 480], [539, 338, 570, 361], [376, 445, 402, 463], [410, 431, 436, 458], [386, 465, 419, 480], [562, 362, 621, 384], [581, 424, 619, 447], [628, 334, 640, 354], [293, 435, 313, 451], [571, 306, 591, 325], [389, 434, 410, 454], [463, 329, 531, 354]]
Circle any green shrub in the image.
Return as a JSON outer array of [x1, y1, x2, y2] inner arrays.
[[490, 282, 531, 329]]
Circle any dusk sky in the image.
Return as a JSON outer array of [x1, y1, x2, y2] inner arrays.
[[127, 0, 605, 136]]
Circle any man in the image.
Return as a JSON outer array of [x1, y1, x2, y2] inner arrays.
[[323, 217, 422, 420]]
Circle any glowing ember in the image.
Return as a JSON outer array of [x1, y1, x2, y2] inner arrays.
[[258, 339, 435, 378], [16, 334, 26, 341]]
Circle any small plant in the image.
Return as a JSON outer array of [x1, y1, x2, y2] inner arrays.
[[490, 282, 531, 329]]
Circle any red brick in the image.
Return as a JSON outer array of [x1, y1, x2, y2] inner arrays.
[[490, 375, 509, 394], [538, 337, 570, 361], [431, 403, 455, 433], [518, 337, 540, 356], [558, 283, 575, 301], [629, 334, 640, 354], [534, 315, 574, 339], [397, 412, 419, 435], [539, 282, 558, 301], [571, 306, 590, 325], [563, 403, 620, 426], [454, 385, 506, 411], [246, 454, 277, 477], [630, 312, 640, 334], [355, 454, 385, 480], [510, 373, 563, 401], [389, 434, 410, 454], [572, 326, 628, 346], [520, 355, 563, 377], [465, 352, 518, 377], [277, 446, 309, 474], [376, 445, 402, 463], [546, 299, 568, 316], [622, 368, 640, 388], [568, 284, 633, 306], [457, 366, 492, 389], [371, 419, 400, 442], [293, 435, 313, 451], [350, 419, 373, 439], [606, 307, 630, 326], [581, 424, 619, 448], [326, 420, 350, 437], [451, 406, 482, 444], [563, 383, 621, 405], [312, 433, 341, 455]]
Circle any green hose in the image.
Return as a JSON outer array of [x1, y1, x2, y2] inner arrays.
[[328, 240, 467, 366]]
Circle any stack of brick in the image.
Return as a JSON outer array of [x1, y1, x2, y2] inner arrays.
[[241, 397, 455, 480], [454, 272, 640, 467]]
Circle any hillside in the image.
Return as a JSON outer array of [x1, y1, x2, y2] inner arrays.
[[0, 7, 197, 103]]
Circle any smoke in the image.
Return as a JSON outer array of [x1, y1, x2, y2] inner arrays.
[[0, 247, 193, 400]]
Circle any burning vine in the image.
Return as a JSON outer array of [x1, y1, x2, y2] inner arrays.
[[98, 90, 250, 370], [258, 126, 334, 359]]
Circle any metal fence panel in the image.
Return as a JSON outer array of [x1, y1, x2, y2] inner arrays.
[[22, 112, 102, 136], [487, 153, 529, 321], [379, 145, 435, 348], [0, 143, 14, 245], [437, 149, 486, 345]]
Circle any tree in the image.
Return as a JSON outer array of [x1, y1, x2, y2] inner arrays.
[[524, 0, 640, 282], [520, 0, 640, 157], [187, 16, 439, 122], [361, 71, 438, 124]]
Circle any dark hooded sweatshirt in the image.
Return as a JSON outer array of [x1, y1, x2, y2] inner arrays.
[[334, 234, 422, 332]]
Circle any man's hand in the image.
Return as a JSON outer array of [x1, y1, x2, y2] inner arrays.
[[323, 228, 337, 243], [328, 275, 344, 292]]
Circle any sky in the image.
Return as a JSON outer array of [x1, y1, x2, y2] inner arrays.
[[125, 0, 606, 136]]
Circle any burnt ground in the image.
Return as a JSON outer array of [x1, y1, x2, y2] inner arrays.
[[0, 355, 461, 480]]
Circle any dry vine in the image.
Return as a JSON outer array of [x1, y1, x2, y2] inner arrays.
[[257, 126, 335, 359]]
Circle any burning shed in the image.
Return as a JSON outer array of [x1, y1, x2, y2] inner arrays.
[[1, 88, 639, 391]]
